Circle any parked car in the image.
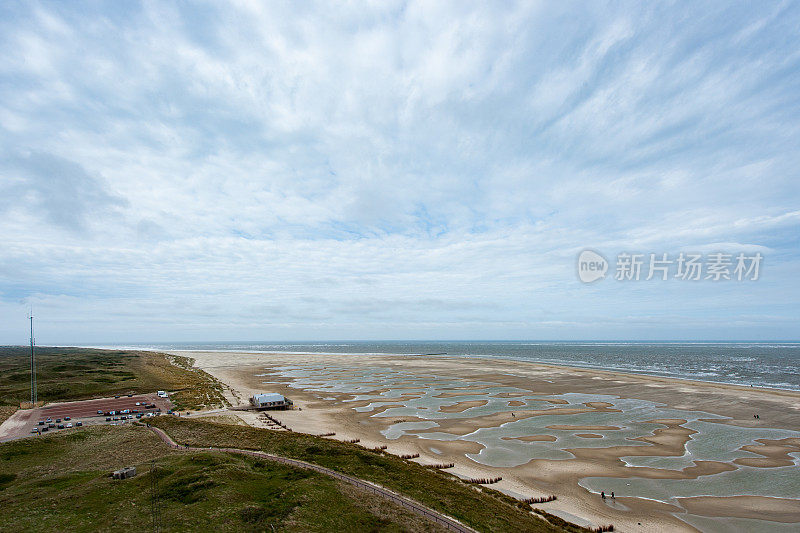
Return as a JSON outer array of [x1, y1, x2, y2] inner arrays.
[[41, 426, 48, 432], [46, 417, 52, 422], [66, 423, 73, 428], [56, 418, 61, 423], [38, 421, 44, 425], [76, 422, 83, 427], [64, 416, 71, 421], [57, 424, 64, 429], [114, 395, 120, 399], [48, 423, 55, 428], [31, 428, 39, 434], [106, 417, 111, 422], [97, 410, 104, 414], [127, 394, 133, 397]]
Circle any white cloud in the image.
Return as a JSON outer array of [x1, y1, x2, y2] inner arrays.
[[0, 1, 798, 342]]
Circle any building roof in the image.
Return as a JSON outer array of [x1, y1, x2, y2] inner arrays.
[[252, 393, 285, 403]]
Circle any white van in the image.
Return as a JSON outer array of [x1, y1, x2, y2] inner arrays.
[[157, 390, 168, 398]]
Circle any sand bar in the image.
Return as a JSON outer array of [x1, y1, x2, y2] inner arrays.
[[170, 350, 800, 532]]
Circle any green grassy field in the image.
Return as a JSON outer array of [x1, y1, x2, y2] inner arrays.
[[147, 417, 587, 533], [0, 425, 446, 532], [0, 347, 226, 411]]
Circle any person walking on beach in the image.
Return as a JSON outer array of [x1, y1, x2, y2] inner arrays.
[[601, 491, 606, 500], [611, 491, 615, 500]]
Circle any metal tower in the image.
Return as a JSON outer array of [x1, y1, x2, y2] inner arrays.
[[29, 312, 37, 404]]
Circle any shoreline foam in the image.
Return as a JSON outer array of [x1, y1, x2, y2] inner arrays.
[[77, 342, 800, 392]]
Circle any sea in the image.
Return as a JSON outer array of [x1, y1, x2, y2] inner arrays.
[[94, 341, 800, 392]]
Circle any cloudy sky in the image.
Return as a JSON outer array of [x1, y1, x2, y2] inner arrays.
[[1, 1, 799, 344]]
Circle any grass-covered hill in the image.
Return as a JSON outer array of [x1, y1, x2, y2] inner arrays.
[[0, 424, 444, 532], [0, 346, 226, 414]]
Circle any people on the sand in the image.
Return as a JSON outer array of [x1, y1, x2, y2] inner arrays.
[[611, 491, 615, 499], [601, 491, 606, 500]]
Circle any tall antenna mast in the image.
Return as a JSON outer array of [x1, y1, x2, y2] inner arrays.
[[30, 310, 36, 404]]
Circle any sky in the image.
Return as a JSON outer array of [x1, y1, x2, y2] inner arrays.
[[0, 1, 799, 344]]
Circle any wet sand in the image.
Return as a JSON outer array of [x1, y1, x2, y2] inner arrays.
[[170, 350, 800, 532], [502, 434, 558, 442], [735, 437, 800, 468], [439, 400, 489, 413], [677, 495, 800, 523], [546, 425, 622, 431]]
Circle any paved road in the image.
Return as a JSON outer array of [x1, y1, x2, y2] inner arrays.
[[148, 425, 476, 533]]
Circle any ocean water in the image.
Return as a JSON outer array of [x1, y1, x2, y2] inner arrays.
[[103, 341, 800, 391]]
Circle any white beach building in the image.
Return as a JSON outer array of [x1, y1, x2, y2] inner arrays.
[[250, 392, 291, 409]]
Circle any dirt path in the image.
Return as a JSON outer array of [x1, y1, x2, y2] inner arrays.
[[147, 425, 477, 533], [0, 408, 35, 442]]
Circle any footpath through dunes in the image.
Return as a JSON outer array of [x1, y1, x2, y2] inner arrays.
[[0, 424, 460, 532], [145, 416, 591, 533], [148, 424, 476, 532]]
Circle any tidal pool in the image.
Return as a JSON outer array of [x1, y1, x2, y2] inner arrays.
[[260, 362, 800, 524]]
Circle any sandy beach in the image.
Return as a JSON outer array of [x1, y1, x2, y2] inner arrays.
[[173, 350, 800, 532]]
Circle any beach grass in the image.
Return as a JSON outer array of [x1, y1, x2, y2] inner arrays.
[[0, 347, 226, 411], [0, 424, 445, 532], [146, 416, 586, 533]]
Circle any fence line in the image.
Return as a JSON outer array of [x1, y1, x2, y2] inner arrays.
[[148, 426, 474, 532]]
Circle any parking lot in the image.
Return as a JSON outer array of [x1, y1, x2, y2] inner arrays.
[[0, 393, 173, 442]]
